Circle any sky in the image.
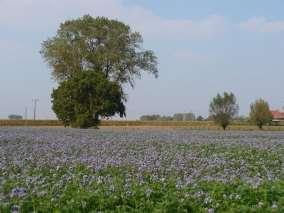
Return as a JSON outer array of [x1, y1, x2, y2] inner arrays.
[[0, 0, 284, 119]]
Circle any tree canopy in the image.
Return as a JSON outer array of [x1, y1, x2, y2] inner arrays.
[[209, 92, 239, 130], [51, 71, 125, 128], [41, 15, 158, 128], [41, 15, 158, 87], [249, 99, 272, 129]]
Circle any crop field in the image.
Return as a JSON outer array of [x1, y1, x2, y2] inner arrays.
[[1, 127, 284, 212], [1, 120, 284, 132]]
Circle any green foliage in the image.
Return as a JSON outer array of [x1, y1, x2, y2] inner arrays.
[[2, 165, 284, 212], [51, 71, 125, 128], [209, 92, 239, 130], [250, 99, 273, 129], [41, 15, 158, 128], [51, 81, 75, 127], [40, 15, 158, 87]]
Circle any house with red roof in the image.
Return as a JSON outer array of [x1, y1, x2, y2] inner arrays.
[[270, 110, 284, 122]]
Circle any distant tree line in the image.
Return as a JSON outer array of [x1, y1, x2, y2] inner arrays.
[[140, 92, 275, 131], [140, 113, 204, 121], [8, 114, 23, 120]]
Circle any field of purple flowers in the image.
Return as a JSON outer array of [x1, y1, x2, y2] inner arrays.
[[1, 127, 284, 212]]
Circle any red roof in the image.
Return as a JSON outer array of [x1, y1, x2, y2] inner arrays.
[[271, 110, 284, 119]]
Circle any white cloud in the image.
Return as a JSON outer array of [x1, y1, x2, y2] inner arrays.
[[125, 6, 226, 40], [240, 17, 284, 33], [0, 0, 226, 40]]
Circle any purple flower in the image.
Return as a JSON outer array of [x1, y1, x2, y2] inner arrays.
[[10, 187, 27, 198]]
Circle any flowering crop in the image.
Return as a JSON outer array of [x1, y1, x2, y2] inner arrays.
[[0, 127, 284, 212]]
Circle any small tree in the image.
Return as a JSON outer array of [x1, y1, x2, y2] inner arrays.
[[52, 71, 125, 128], [196, 115, 204, 121], [209, 92, 239, 130], [249, 99, 272, 129]]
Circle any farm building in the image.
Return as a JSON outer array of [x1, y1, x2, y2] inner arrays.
[[271, 110, 284, 122]]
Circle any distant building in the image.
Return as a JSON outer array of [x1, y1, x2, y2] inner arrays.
[[270, 110, 284, 122]]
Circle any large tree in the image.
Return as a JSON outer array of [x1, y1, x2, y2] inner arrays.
[[51, 71, 125, 128], [249, 99, 272, 129], [41, 15, 158, 87], [209, 92, 239, 130], [42, 15, 158, 128]]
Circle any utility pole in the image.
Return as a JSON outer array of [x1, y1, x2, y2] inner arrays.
[[24, 107, 28, 126], [32, 99, 39, 120], [24, 107, 28, 120]]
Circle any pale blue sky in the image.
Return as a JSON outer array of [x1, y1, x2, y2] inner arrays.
[[0, 0, 284, 119]]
